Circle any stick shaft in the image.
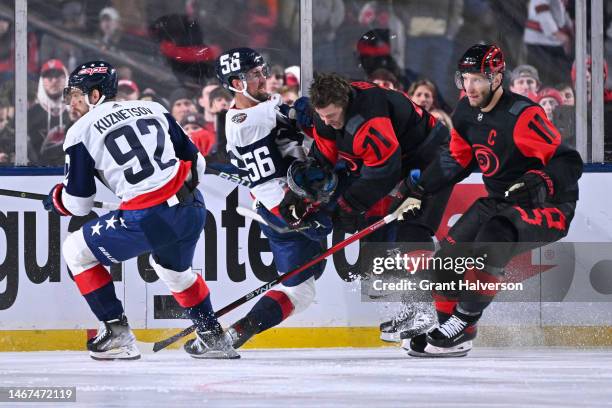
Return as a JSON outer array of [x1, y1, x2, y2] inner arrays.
[[152, 214, 396, 352]]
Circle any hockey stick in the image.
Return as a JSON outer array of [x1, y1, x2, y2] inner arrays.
[[236, 206, 291, 234], [236, 206, 318, 235], [204, 163, 252, 188], [0, 163, 247, 211], [0, 188, 119, 210], [152, 210, 401, 352]]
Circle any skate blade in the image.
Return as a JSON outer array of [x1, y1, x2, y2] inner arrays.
[[89, 344, 141, 361], [399, 325, 435, 341], [380, 332, 401, 342], [188, 351, 241, 360], [407, 341, 472, 358]]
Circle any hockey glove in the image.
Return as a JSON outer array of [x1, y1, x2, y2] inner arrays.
[[292, 97, 313, 129], [279, 97, 313, 130], [504, 170, 554, 208], [43, 183, 73, 216], [389, 170, 424, 220], [332, 196, 365, 234], [279, 189, 318, 229]]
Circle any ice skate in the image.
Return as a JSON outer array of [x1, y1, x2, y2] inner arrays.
[[87, 315, 141, 361], [227, 316, 261, 349], [380, 302, 435, 342], [405, 310, 480, 358], [184, 329, 240, 359]]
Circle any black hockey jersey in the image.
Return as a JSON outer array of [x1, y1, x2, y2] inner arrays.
[[312, 81, 438, 210], [421, 91, 582, 202]]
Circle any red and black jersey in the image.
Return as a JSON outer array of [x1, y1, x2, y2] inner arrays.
[[421, 91, 582, 202], [312, 81, 438, 210]]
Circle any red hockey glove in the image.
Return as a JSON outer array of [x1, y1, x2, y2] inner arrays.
[[42, 183, 72, 216]]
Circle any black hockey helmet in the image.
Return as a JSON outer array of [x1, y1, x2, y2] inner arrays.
[[64, 60, 118, 105], [455, 44, 505, 89], [215, 47, 269, 92]]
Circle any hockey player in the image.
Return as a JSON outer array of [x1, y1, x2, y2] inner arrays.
[[213, 48, 334, 349], [394, 44, 582, 357], [43, 60, 238, 360], [307, 73, 450, 341]]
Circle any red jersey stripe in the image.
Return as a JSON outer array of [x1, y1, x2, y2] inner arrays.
[[171, 274, 210, 308], [264, 290, 295, 320], [449, 128, 473, 168], [74, 264, 112, 295], [119, 160, 192, 210]]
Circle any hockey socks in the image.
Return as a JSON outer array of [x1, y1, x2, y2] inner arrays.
[[227, 290, 296, 348], [174, 277, 222, 334], [74, 264, 124, 321]]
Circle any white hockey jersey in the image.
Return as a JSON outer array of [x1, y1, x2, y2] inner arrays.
[[62, 100, 205, 216], [225, 94, 307, 213]]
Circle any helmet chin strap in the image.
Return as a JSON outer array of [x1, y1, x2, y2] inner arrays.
[[228, 80, 263, 103], [85, 94, 106, 109], [479, 80, 501, 109]]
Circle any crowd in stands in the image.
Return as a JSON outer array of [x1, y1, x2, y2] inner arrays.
[[1, 0, 612, 165]]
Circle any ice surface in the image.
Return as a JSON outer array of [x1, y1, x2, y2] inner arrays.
[[1, 347, 611, 407]]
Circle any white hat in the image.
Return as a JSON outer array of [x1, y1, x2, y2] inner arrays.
[[99, 7, 120, 21]]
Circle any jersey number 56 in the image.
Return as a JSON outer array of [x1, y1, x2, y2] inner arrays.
[[241, 146, 275, 182]]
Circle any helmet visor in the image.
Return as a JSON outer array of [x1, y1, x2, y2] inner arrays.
[[63, 86, 86, 105], [244, 64, 270, 82]]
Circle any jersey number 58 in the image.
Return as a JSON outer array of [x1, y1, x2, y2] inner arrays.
[[219, 52, 241, 75]]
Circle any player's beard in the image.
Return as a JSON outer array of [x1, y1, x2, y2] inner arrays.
[[253, 89, 269, 102], [468, 87, 491, 108]]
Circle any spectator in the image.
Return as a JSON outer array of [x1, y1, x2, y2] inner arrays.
[[39, 1, 87, 71], [0, 15, 38, 82], [140, 88, 169, 110], [116, 79, 140, 101], [368, 68, 401, 90], [509, 65, 541, 98], [284, 65, 300, 91], [430, 108, 453, 129], [280, 85, 299, 105], [399, 0, 464, 99], [535, 87, 563, 120], [27, 59, 71, 166], [0, 100, 15, 164], [169, 88, 197, 123], [266, 64, 285, 94], [181, 113, 215, 156], [203, 86, 232, 132], [524, 0, 573, 86], [98, 7, 121, 52], [96, 7, 146, 58], [408, 79, 438, 111], [116, 66, 134, 81], [555, 82, 575, 105], [571, 57, 612, 103], [198, 81, 219, 116]]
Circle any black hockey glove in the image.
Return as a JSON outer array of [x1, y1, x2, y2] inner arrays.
[[291, 97, 313, 129], [388, 170, 424, 220], [279, 190, 318, 229], [43, 183, 72, 216], [332, 196, 365, 234], [504, 170, 554, 208], [279, 97, 313, 131]]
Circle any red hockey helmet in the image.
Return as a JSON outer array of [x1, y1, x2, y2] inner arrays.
[[455, 44, 505, 89]]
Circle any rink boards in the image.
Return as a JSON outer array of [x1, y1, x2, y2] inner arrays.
[[1, 173, 612, 350]]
